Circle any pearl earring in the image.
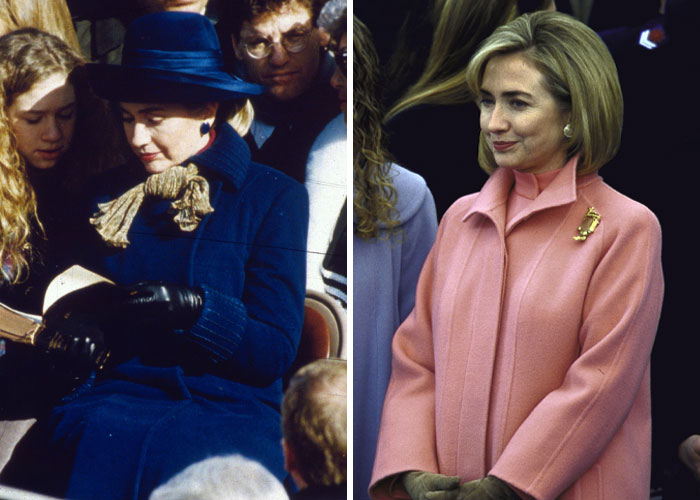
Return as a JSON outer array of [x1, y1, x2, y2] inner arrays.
[[563, 123, 573, 138], [200, 122, 211, 135]]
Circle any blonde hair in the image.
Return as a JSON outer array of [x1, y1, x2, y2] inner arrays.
[[0, 28, 84, 283], [224, 99, 255, 137], [465, 11, 623, 175], [282, 359, 346, 487], [384, 0, 518, 122], [353, 16, 399, 239], [0, 0, 80, 51]]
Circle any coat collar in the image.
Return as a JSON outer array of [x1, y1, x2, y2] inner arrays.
[[462, 156, 594, 231], [189, 122, 250, 189]]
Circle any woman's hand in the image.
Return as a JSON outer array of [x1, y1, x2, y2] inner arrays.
[[402, 471, 460, 500], [117, 281, 203, 330], [679, 435, 700, 481], [454, 476, 522, 500], [37, 312, 110, 370]]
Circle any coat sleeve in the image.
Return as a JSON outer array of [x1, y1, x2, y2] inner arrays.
[[369, 215, 447, 500], [186, 180, 309, 387], [490, 207, 664, 499]]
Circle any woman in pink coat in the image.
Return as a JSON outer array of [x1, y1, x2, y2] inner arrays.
[[369, 12, 663, 500]]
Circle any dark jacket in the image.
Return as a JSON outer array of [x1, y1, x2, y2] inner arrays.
[[0, 164, 89, 419], [244, 52, 341, 183]]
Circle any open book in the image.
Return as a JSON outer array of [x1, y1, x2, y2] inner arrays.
[[0, 265, 113, 347]]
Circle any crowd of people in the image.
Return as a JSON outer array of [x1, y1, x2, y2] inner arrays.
[[0, 0, 346, 499]]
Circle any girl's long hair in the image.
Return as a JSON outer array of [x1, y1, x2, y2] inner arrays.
[[0, 0, 80, 50], [0, 29, 91, 283], [353, 16, 399, 239]]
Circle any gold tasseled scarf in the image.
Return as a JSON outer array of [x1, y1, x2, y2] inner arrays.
[[90, 163, 214, 248]]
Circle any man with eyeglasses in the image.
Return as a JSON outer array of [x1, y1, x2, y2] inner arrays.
[[216, 0, 340, 184]]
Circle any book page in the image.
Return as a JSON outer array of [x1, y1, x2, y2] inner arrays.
[[0, 302, 41, 343], [42, 265, 114, 314]]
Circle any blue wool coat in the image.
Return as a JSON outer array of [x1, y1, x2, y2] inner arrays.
[[17, 124, 308, 499]]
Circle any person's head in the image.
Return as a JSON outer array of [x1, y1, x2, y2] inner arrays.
[[353, 16, 398, 240], [223, 0, 326, 101], [148, 455, 289, 500], [118, 101, 218, 174], [87, 12, 264, 174], [1, 29, 84, 170], [317, 0, 346, 118], [466, 11, 623, 175], [0, 0, 80, 50], [138, 0, 210, 14], [0, 28, 84, 283], [385, 0, 519, 121], [281, 358, 346, 489]]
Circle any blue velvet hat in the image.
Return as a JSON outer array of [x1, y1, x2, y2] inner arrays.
[[87, 12, 265, 103]]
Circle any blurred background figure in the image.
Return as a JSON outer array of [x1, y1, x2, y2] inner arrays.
[[67, 0, 216, 64], [352, 15, 438, 500], [0, 0, 79, 48], [282, 358, 347, 499], [304, 0, 347, 322], [149, 455, 289, 500]]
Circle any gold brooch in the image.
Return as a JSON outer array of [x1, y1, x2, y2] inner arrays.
[[573, 207, 601, 241]]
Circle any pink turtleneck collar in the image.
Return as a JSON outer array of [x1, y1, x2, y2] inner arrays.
[[507, 167, 566, 223]]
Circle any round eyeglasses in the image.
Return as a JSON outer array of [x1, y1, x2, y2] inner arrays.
[[243, 30, 312, 59]]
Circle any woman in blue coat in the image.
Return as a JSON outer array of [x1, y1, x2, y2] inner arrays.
[[1, 12, 308, 500]]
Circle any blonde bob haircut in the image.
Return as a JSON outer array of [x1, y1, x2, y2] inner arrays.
[[465, 11, 623, 175]]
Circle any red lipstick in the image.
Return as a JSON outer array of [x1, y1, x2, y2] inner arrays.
[[492, 141, 517, 151]]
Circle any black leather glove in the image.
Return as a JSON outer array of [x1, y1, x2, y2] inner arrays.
[[455, 476, 520, 500], [402, 471, 461, 500], [36, 312, 110, 371], [116, 281, 204, 331]]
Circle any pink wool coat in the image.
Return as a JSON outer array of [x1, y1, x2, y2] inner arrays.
[[369, 158, 663, 500]]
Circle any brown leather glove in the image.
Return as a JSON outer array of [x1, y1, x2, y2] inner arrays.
[[402, 471, 461, 500], [455, 476, 520, 500]]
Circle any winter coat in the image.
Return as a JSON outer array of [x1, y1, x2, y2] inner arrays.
[[1, 123, 308, 500], [370, 157, 663, 500], [354, 165, 438, 500]]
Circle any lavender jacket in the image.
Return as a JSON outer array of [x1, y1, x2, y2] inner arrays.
[[354, 165, 438, 500], [370, 158, 663, 500]]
